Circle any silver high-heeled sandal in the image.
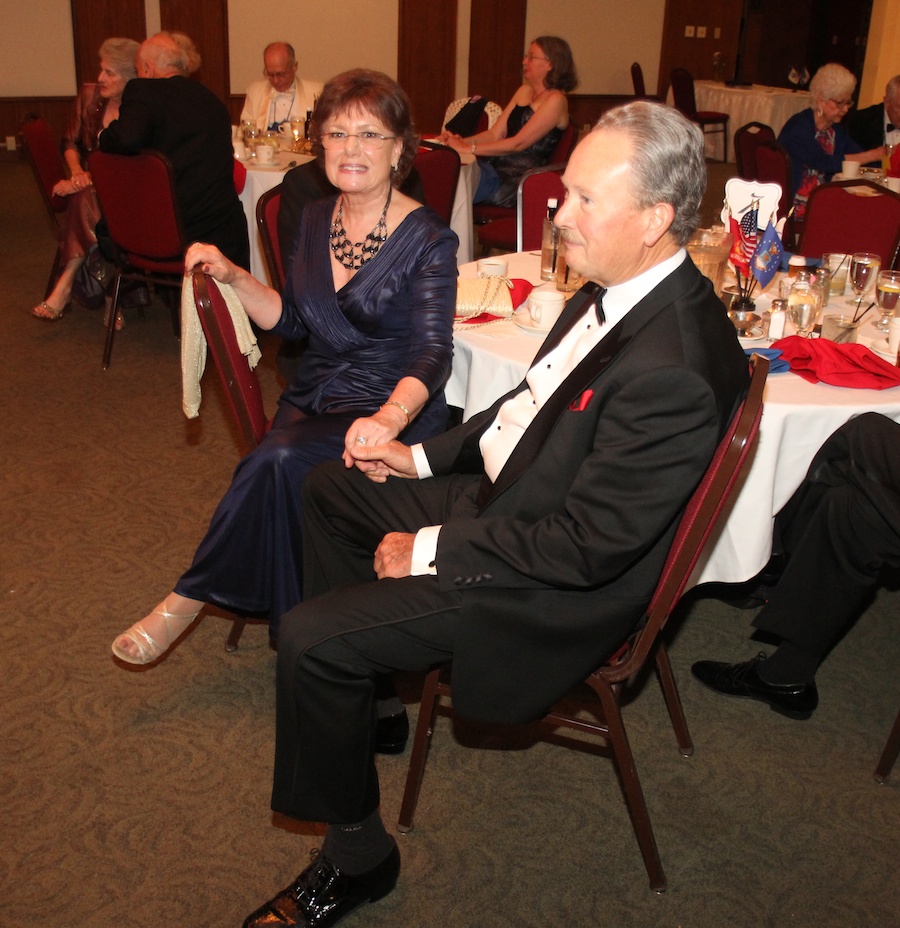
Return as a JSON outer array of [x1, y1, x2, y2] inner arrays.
[[111, 603, 201, 665]]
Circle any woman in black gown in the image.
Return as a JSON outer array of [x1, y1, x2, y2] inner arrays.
[[112, 69, 457, 665], [439, 35, 577, 207]]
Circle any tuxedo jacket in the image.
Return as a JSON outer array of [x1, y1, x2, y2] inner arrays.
[[421, 256, 749, 722], [240, 76, 323, 130], [846, 103, 885, 152], [99, 76, 250, 268]]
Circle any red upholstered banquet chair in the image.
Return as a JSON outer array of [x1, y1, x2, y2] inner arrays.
[[413, 142, 462, 226], [256, 187, 285, 294], [797, 180, 900, 268], [20, 115, 69, 298], [670, 68, 729, 161], [89, 149, 187, 368], [734, 121, 776, 180], [398, 356, 769, 893], [754, 140, 796, 248]]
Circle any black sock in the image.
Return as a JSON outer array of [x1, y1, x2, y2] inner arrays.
[[757, 642, 818, 685], [321, 808, 394, 875]]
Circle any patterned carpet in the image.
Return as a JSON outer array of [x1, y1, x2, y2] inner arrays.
[[1, 153, 898, 928]]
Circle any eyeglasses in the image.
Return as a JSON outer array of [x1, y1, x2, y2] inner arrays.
[[829, 98, 854, 109], [523, 54, 549, 62], [264, 69, 294, 80], [320, 131, 396, 151]]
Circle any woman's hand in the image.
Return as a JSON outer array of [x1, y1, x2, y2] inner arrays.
[[341, 408, 407, 469], [53, 169, 92, 198], [343, 437, 418, 483], [184, 242, 240, 285]]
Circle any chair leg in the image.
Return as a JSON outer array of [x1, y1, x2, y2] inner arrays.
[[655, 645, 694, 756], [397, 667, 443, 833], [102, 274, 122, 369], [590, 679, 667, 892], [225, 618, 248, 652], [874, 707, 900, 784]]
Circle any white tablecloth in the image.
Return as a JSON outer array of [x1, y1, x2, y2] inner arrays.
[[667, 82, 811, 161], [238, 150, 476, 285], [449, 253, 900, 586]]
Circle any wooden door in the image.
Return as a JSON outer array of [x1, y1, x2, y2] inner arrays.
[[468, 0, 526, 110], [159, 0, 230, 102], [398, 0, 458, 135], [69, 0, 146, 88]]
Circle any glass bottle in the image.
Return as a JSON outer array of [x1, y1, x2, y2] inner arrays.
[[540, 198, 559, 281]]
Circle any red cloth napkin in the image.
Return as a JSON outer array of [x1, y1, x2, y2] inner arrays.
[[771, 335, 900, 389], [455, 278, 535, 324]]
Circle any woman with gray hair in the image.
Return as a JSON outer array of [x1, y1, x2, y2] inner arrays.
[[778, 62, 883, 221], [32, 37, 140, 321]]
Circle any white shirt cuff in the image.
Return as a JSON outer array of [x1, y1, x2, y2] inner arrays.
[[411, 524, 441, 576], [411, 442, 433, 478]]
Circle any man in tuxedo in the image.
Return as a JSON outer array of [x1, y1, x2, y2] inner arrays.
[[240, 42, 323, 133], [241, 101, 749, 928], [847, 75, 900, 152], [693, 412, 900, 719], [99, 32, 249, 269]]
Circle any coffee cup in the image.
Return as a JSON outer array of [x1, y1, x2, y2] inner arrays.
[[527, 291, 565, 330], [477, 257, 508, 278], [255, 142, 276, 164], [841, 160, 860, 178], [278, 123, 293, 137]]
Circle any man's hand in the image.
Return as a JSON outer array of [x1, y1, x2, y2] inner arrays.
[[374, 532, 416, 579], [344, 439, 418, 482]]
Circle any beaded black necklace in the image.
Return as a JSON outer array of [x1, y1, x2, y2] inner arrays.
[[329, 187, 392, 270]]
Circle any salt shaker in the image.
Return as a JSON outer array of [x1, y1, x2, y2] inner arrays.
[[767, 298, 787, 339]]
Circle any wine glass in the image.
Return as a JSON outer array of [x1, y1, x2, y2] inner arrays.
[[848, 252, 881, 311], [875, 270, 900, 333], [788, 291, 820, 337]]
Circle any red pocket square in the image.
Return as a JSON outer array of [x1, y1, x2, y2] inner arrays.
[[569, 389, 594, 411]]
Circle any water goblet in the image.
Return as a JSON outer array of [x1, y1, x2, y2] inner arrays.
[[875, 270, 900, 333], [848, 252, 880, 310], [788, 292, 820, 337]]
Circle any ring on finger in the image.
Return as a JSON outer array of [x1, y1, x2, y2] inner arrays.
[[356, 435, 368, 445]]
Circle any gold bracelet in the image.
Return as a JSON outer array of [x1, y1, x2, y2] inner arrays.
[[381, 400, 410, 426]]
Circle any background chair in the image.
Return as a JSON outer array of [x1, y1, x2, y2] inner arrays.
[[413, 141, 462, 226], [754, 140, 795, 247], [734, 122, 776, 180], [256, 187, 285, 293], [670, 68, 729, 161], [20, 115, 69, 299], [874, 706, 900, 783], [398, 356, 769, 892], [193, 271, 271, 650], [473, 121, 577, 237], [797, 180, 900, 268], [442, 97, 502, 135], [90, 149, 187, 368], [477, 163, 565, 254]]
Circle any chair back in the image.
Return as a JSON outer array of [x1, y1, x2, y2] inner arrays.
[[670, 68, 698, 118], [516, 163, 565, 252], [89, 149, 186, 272], [192, 273, 268, 451], [256, 186, 285, 293], [20, 115, 68, 220], [754, 140, 792, 221], [631, 62, 646, 97], [442, 97, 502, 134], [734, 122, 776, 179], [413, 142, 462, 225], [550, 121, 577, 164], [603, 355, 768, 683], [797, 180, 900, 268]]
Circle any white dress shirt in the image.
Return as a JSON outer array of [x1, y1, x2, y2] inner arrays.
[[409, 249, 688, 574], [240, 77, 324, 131]]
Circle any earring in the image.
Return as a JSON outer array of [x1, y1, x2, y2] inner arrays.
[[391, 163, 398, 173]]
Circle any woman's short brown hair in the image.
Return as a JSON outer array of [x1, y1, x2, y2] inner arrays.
[[311, 69, 419, 186], [534, 36, 578, 93]]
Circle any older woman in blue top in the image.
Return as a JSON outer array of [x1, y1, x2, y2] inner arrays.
[[778, 63, 883, 221]]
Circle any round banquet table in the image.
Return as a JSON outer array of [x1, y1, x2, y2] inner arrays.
[[449, 251, 900, 586]]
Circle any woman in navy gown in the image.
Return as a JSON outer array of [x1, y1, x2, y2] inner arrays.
[[112, 69, 457, 665], [438, 35, 577, 207]]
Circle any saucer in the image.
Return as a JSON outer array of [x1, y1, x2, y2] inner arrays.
[[252, 160, 282, 170], [514, 315, 552, 335], [737, 326, 767, 345], [869, 338, 898, 361]]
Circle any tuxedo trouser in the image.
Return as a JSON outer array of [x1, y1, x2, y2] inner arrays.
[[271, 461, 480, 824], [753, 413, 900, 663]]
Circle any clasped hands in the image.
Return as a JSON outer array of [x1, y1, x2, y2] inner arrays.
[[53, 170, 92, 197]]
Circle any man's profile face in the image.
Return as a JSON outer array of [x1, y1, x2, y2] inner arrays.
[[264, 47, 297, 93], [555, 130, 656, 287]]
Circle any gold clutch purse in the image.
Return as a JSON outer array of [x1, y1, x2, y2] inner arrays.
[[455, 276, 514, 319]]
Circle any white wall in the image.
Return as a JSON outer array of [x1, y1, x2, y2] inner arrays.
[[0, 0, 76, 95]]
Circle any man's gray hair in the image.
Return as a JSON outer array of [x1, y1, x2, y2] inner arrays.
[[886, 75, 900, 100], [142, 32, 190, 77], [594, 101, 707, 245]]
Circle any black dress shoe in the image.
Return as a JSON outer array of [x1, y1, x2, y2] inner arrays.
[[691, 653, 818, 720], [242, 841, 400, 928], [374, 709, 409, 754]]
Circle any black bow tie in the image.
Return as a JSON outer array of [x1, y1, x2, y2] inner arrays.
[[888, 123, 896, 133], [591, 285, 607, 325]]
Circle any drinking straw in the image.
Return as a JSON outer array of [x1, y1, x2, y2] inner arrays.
[[851, 300, 876, 324]]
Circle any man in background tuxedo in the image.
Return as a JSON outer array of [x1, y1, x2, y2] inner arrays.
[[99, 32, 249, 269], [847, 75, 900, 153], [240, 42, 323, 133], [240, 101, 749, 928]]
